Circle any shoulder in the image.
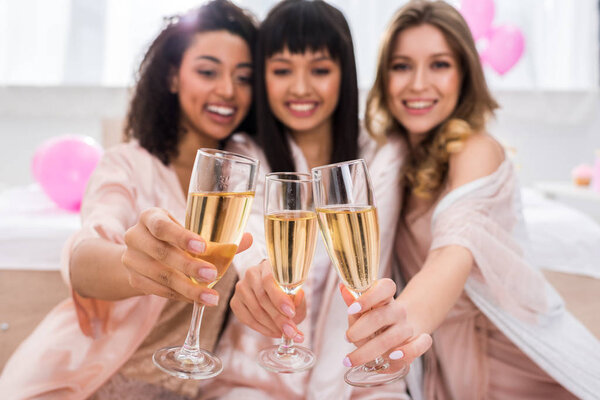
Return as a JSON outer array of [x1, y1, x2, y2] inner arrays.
[[226, 132, 271, 173], [447, 133, 505, 190]]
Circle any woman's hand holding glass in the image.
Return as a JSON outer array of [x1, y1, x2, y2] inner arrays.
[[339, 279, 433, 375], [230, 259, 307, 342], [121, 207, 252, 305]]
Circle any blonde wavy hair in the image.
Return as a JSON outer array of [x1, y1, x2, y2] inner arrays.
[[365, 0, 498, 198]]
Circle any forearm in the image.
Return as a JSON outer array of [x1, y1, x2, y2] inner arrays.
[[398, 245, 474, 335], [70, 238, 142, 300]]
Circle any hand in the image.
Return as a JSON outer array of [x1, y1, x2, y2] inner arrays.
[[230, 259, 307, 342], [121, 207, 252, 306], [339, 279, 432, 372]]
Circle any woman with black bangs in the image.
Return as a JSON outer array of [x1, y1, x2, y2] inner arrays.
[[198, 1, 430, 399]]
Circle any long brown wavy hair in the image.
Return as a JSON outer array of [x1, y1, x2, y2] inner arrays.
[[365, 0, 498, 198], [124, 0, 257, 165]]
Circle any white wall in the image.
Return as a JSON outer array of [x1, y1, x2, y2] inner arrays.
[[0, 87, 599, 189]]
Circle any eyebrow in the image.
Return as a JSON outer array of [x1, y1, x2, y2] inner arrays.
[[194, 55, 252, 69], [390, 52, 454, 60]]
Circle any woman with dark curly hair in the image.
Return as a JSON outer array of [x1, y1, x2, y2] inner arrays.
[[340, 1, 600, 399], [0, 1, 258, 398]]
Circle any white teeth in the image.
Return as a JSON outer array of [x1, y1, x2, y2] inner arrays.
[[207, 105, 234, 116], [405, 101, 434, 109], [289, 103, 316, 112]]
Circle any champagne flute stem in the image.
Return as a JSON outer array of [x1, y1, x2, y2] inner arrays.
[[277, 334, 295, 356], [363, 356, 388, 372], [277, 292, 296, 356], [179, 302, 206, 360]]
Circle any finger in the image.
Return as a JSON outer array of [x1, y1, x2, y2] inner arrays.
[[292, 288, 307, 325], [232, 280, 281, 335], [122, 249, 219, 306], [127, 269, 190, 303], [260, 262, 296, 319], [125, 224, 217, 283], [252, 268, 302, 339], [384, 333, 433, 373], [140, 208, 206, 255], [236, 233, 253, 254], [230, 291, 280, 338], [347, 301, 409, 343], [346, 278, 396, 316], [344, 323, 414, 368], [339, 283, 357, 306]]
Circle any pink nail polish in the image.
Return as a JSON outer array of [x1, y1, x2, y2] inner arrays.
[[200, 293, 218, 306], [197, 267, 217, 282], [188, 239, 206, 254], [281, 303, 295, 318], [389, 350, 404, 360], [282, 324, 296, 338], [343, 357, 352, 367], [347, 302, 362, 315]]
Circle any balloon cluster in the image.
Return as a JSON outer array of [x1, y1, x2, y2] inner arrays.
[[32, 135, 103, 212], [460, 0, 525, 75]]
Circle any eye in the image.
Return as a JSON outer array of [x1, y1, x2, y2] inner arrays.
[[432, 60, 451, 69], [236, 73, 253, 85], [272, 68, 291, 76], [312, 67, 331, 76], [390, 62, 410, 72], [197, 69, 217, 78]]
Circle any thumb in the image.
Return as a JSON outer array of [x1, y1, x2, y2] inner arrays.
[[339, 283, 356, 306]]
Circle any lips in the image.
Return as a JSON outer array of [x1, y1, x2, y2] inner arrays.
[[286, 101, 319, 117]]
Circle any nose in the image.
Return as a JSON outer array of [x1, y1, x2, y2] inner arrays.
[[215, 74, 235, 99], [410, 65, 428, 92], [290, 71, 309, 96]]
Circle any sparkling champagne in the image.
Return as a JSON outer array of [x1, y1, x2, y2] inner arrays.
[[265, 211, 317, 294], [186, 191, 254, 287], [316, 206, 379, 295]]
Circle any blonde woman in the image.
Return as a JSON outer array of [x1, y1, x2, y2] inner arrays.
[[339, 1, 600, 399]]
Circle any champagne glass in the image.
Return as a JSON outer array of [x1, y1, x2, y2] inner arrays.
[[153, 148, 258, 380], [311, 159, 408, 387], [257, 172, 318, 373]]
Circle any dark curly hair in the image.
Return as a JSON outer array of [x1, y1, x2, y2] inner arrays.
[[125, 0, 257, 165], [254, 0, 359, 173]]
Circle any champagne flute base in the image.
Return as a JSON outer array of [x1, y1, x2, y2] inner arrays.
[[153, 346, 223, 380], [344, 362, 408, 387], [257, 345, 316, 373]]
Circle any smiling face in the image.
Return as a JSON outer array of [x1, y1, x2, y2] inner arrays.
[[386, 24, 462, 144], [265, 48, 341, 136], [171, 30, 252, 144]]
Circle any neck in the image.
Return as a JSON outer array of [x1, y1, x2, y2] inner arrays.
[[290, 120, 333, 170], [173, 128, 219, 170]]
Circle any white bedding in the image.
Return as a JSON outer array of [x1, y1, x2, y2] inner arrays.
[[521, 187, 600, 278], [0, 184, 79, 270], [1, 184, 599, 277]]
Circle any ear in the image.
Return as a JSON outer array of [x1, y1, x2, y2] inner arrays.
[[168, 67, 179, 94]]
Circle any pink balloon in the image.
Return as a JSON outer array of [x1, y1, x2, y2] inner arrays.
[[480, 25, 525, 75], [460, 0, 495, 41], [32, 135, 103, 212]]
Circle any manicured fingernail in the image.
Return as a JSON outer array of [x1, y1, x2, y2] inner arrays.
[[347, 302, 362, 315], [293, 333, 304, 343], [343, 357, 352, 367], [197, 267, 217, 281], [200, 293, 218, 306], [283, 324, 296, 339], [188, 239, 206, 254], [281, 303, 295, 318], [389, 350, 404, 360]]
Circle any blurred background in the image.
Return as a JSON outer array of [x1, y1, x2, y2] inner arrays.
[[1, 0, 599, 370]]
